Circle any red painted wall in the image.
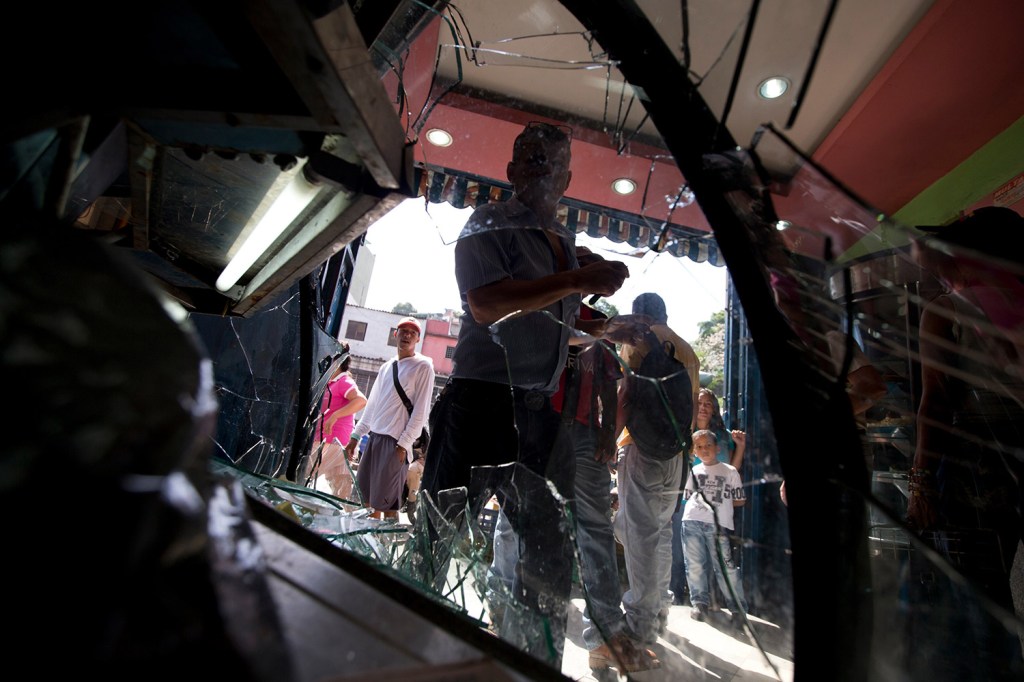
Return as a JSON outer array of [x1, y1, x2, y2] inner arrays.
[[813, 0, 1024, 215], [421, 318, 457, 376]]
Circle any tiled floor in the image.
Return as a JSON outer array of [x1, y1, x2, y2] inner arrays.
[[561, 597, 794, 682]]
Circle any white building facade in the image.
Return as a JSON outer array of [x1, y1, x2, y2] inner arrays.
[[337, 305, 449, 406]]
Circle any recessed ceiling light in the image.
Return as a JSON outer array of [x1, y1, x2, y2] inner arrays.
[[758, 77, 790, 99], [425, 128, 453, 147], [611, 178, 637, 195], [775, 220, 792, 231]]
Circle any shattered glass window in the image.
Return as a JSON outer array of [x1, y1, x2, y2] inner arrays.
[[208, 2, 798, 679], [206, 1, 1021, 679], [11, 0, 1009, 680]]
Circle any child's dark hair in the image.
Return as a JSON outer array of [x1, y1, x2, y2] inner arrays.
[[691, 428, 718, 447]]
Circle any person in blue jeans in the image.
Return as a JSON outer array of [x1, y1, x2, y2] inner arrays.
[[671, 388, 747, 604], [614, 292, 701, 646], [682, 428, 748, 629], [561, 307, 659, 673], [484, 301, 658, 673]]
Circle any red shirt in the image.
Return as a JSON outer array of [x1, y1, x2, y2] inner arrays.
[[550, 306, 622, 427]]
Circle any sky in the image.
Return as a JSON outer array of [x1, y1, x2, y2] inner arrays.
[[360, 197, 728, 343]]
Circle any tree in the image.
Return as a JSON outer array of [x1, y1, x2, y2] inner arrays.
[[693, 309, 726, 395], [392, 302, 417, 315], [697, 310, 725, 339]]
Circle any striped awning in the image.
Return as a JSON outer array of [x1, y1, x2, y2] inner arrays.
[[415, 166, 724, 266]]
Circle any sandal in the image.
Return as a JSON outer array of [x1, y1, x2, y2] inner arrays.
[[588, 633, 661, 673]]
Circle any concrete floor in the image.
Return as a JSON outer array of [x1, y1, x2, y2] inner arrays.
[[310, 474, 794, 680], [561, 594, 794, 682]]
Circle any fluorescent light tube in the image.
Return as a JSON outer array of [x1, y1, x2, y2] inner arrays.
[[216, 162, 321, 292]]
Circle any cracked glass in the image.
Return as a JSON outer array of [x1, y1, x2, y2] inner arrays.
[[194, 2, 1019, 681], [8, 1, 1019, 680]]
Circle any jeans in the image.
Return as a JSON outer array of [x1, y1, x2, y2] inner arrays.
[[485, 508, 517, 630], [420, 378, 574, 666], [670, 495, 687, 603], [614, 443, 682, 643], [571, 421, 627, 650], [682, 519, 747, 613]]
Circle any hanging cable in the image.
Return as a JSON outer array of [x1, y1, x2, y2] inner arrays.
[[680, 0, 691, 72], [785, 0, 839, 129], [714, 0, 762, 149]]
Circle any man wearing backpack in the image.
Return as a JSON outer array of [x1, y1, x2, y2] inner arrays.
[[614, 292, 700, 645]]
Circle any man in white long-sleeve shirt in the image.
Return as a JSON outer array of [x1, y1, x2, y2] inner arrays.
[[347, 317, 434, 520]]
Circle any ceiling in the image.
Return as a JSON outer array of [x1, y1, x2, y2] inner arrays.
[[2, 0, 1020, 318], [2, 0, 417, 316], [386, 0, 1024, 253]]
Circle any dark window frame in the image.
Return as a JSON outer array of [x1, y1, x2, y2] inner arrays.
[[345, 320, 367, 341]]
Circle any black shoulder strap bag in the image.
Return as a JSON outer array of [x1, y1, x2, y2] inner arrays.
[[392, 361, 429, 451]]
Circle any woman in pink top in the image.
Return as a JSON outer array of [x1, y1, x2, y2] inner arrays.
[[316, 344, 367, 499]]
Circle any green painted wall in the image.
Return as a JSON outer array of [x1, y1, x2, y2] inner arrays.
[[893, 115, 1024, 227], [839, 115, 1024, 263]]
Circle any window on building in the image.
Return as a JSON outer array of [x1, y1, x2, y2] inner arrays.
[[387, 328, 398, 346], [445, 345, 456, 359], [345, 320, 367, 341], [352, 369, 374, 397]]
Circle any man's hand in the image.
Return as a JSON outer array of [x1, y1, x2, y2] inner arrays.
[[396, 445, 407, 463], [577, 260, 629, 297], [466, 257, 629, 325], [345, 436, 359, 460], [602, 314, 653, 345]]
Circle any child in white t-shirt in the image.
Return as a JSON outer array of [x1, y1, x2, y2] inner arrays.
[[682, 429, 748, 628]]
